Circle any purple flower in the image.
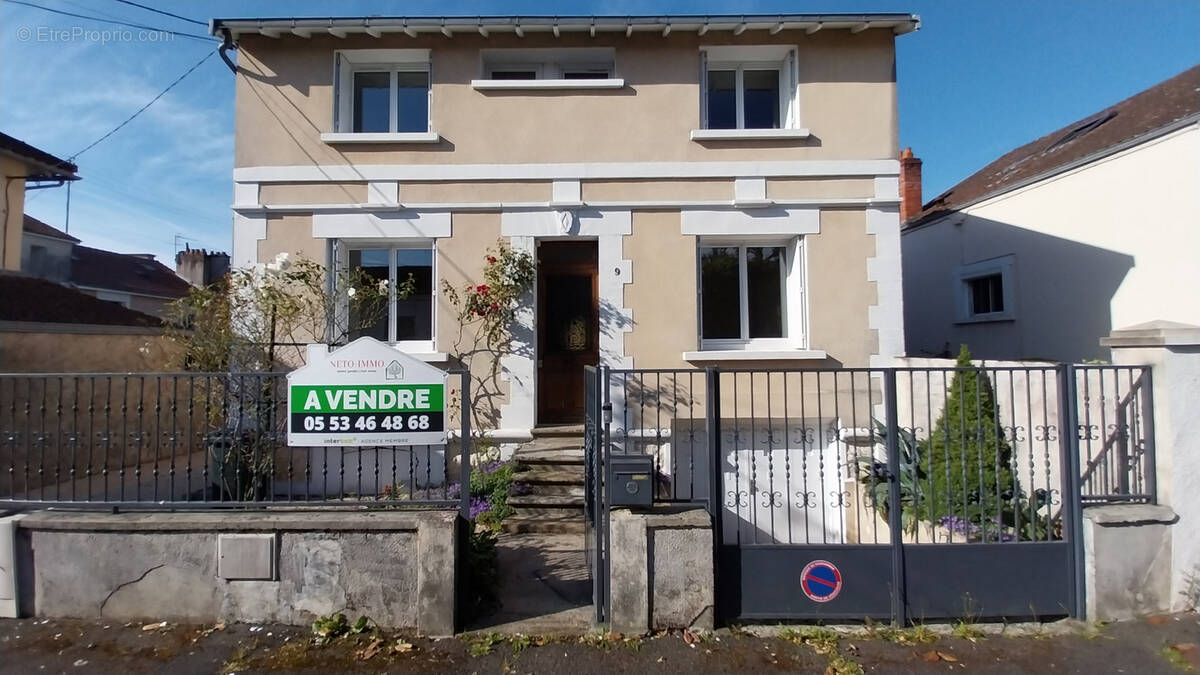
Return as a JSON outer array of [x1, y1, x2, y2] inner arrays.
[[469, 497, 493, 520], [508, 482, 532, 497]]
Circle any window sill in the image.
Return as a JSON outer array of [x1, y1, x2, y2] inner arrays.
[[682, 348, 827, 362], [954, 314, 1016, 325], [399, 351, 450, 363], [690, 128, 811, 141], [320, 132, 441, 144], [471, 78, 625, 90]]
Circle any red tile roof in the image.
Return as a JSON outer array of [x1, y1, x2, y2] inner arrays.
[[908, 63, 1200, 229], [69, 246, 192, 299], [22, 215, 80, 243], [0, 272, 160, 326]]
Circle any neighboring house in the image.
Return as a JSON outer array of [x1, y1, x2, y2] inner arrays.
[[1, 133, 77, 271], [902, 64, 1200, 362], [19, 216, 192, 318], [213, 13, 918, 434], [0, 271, 179, 372]]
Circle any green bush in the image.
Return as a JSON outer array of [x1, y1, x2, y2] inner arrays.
[[921, 345, 1017, 535]]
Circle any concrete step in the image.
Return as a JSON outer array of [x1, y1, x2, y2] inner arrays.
[[510, 505, 586, 519], [516, 449, 585, 466], [509, 494, 586, 509], [517, 466, 585, 485], [531, 424, 585, 438], [518, 484, 585, 498], [498, 516, 587, 535]]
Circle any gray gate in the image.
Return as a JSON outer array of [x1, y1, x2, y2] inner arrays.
[[588, 363, 1155, 624], [583, 365, 608, 623]]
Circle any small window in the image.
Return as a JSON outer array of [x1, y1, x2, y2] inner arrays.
[[968, 274, 1004, 315], [701, 46, 797, 131], [480, 48, 614, 81], [700, 243, 793, 345], [954, 256, 1015, 323], [347, 245, 435, 348]]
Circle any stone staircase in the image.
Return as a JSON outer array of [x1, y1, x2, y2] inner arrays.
[[503, 426, 587, 534]]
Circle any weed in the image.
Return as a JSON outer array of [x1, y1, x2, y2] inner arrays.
[[310, 613, 372, 645], [467, 632, 505, 657], [827, 653, 866, 675], [904, 624, 939, 644], [952, 620, 985, 641], [1161, 644, 1197, 671], [579, 631, 612, 649], [509, 634, 532, 656]]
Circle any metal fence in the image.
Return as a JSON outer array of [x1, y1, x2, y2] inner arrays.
[[598, 363, 1155, 545], [0, 371, 470, 511]]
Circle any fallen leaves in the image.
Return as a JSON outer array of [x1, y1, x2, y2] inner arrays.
[[393, 641, 415, 654], [922, 649, 960, 663], [1171, 642, 1199, 668], [140, 622, 168, 632], [356, 637, 384, 661]]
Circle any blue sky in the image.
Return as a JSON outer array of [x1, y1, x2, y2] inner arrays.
[[2, 1, 1197, 265]]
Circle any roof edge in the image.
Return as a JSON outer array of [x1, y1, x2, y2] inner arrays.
[[904, 111, 1200, 233]]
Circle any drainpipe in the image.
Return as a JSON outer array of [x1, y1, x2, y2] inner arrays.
[[217, 27, 237, 74]]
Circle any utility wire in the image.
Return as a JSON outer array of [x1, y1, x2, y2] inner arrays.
[[106, 0, 206, 27], [70, 50, 215, 160], [6, 0, 215, 41]]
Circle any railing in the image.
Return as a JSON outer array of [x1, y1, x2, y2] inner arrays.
[[0, 372, 466, 510], [592, 363, 1156, 547]]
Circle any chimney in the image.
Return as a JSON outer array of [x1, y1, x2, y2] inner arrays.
[[899, 147, 923, 222]]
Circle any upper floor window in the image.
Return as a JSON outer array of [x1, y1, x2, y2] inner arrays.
[[330, 50, 434, 141], [697, 45, 804, 139], [471, 48, 623, 90]]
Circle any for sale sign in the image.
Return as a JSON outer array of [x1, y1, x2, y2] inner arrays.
[[286, 337, 448, 447]]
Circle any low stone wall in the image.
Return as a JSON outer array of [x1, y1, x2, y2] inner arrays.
[[1083, 504, 1177, 621], [610, 506, 713, 635], [8, 510, 458, 635]]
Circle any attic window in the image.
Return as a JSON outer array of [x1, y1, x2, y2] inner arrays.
[[1048, 110, 1116, 151]]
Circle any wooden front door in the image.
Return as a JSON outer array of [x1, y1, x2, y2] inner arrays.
[[537, 241, 599, 425]]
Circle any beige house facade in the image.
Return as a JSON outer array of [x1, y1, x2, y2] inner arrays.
[[214, 14, 917, 438]]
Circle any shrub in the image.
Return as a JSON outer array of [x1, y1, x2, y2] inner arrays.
[[921, 345, 1017, 537]]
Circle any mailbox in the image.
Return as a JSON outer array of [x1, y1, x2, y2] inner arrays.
[[608, 454, 654, 507]]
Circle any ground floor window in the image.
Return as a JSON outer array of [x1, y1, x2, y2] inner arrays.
[[699, 240, 803, 349], [953, 255, 1015, 323], [346, 243, 435, 349]]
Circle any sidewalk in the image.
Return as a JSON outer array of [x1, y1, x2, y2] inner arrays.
[[0, 613, 1196, 674]]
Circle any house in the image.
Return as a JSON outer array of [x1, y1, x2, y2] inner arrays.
[[212, 13, 919, 436], [902, 64, 1200, 362], [1, 133, 77, 271], [174, 246, 230, 287], [20, 216, 192, 318]]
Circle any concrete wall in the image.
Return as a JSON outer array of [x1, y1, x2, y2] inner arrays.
[[1082, 504, 1176, 621], [11, 510, 458, 635], [1105, 322, 1200, 611], [903, 126, 1200, 362], [610, 506, 713, 634], [0, 324, 180, 372]]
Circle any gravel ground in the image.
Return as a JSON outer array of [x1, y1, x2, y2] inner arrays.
[[0, 613, 1197, 674]]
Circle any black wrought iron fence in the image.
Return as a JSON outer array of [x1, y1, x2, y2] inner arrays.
[[0, 372, 467, 510]]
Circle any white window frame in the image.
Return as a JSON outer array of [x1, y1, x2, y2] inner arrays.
[[471, 47, 623, 90], [698, 237, 807, 351], [698, 45, 800, 134], [338, 239, 437, 353], [954, 255, 1016, 323], [326, 49, 437, 143]]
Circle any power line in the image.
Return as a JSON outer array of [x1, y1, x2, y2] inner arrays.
[[6, 0, 215, 42], [70, 50, 215, 160], [105, 0, 206, 27]]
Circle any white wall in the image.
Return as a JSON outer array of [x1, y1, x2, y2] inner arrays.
[[904, 124, 1200, 362]]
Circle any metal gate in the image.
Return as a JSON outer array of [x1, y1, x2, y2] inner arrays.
[[587, 363, 1155, 624], [583, 365, 608, 623]]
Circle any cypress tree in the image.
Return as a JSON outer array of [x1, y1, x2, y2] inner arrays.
[[922, 345, 1017, 537]]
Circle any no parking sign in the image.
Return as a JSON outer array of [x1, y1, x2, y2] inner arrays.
[[800, 560, 843, 603]]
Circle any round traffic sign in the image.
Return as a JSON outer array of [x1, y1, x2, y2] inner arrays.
[[800, 560, 843, 603]]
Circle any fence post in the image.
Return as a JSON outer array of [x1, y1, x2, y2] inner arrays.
[[704, 366, 722, 624], [882, 369, 907, 625], [1140, 367, 1158, 504], [459, 372, 471, 521], [1057, 364, 1086, 618]]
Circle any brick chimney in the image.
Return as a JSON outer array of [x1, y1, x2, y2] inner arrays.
[[899, 147, 923, 222]]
